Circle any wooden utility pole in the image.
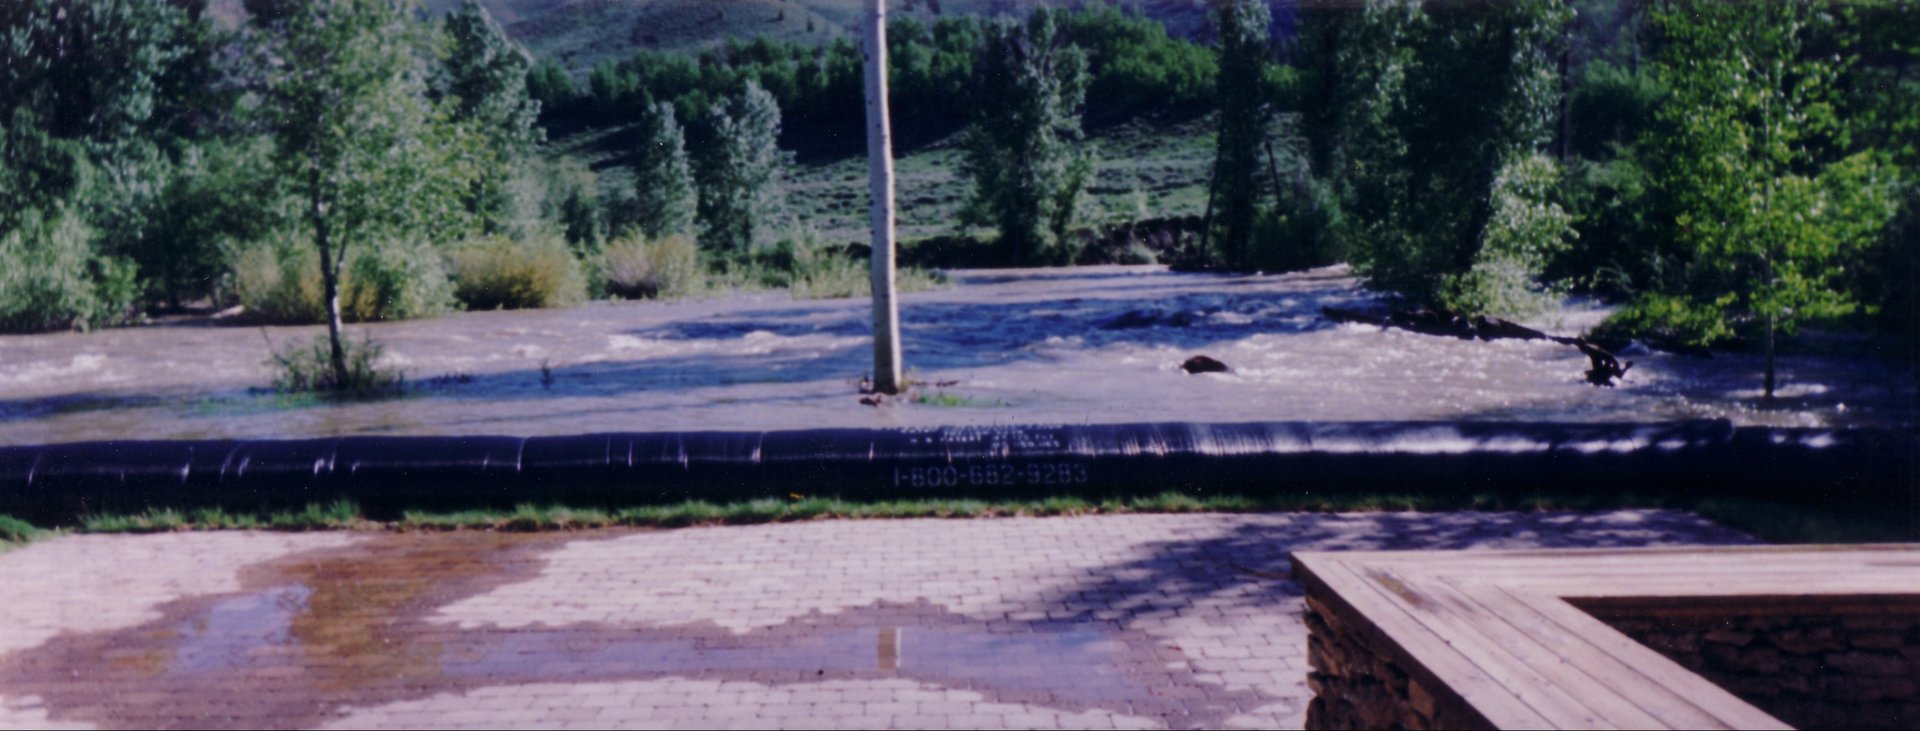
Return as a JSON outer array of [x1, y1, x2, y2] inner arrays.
[[864, 0, 904, 394]]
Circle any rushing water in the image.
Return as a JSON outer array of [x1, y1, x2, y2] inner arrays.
[[0, 265, 1909, 445]]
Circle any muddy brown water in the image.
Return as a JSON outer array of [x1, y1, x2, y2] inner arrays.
[[0, 531, 1273, 730], [1, 265, 1910, 446]]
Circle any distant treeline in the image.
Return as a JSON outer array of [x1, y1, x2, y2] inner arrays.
[[531, 7, 1217, 155]]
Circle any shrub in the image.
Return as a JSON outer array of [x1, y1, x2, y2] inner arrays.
[[601, 233, 702, 299], [266, 332, 403, 398], [1248, 176, 1344, 274], [231, 236, 325, 324], [1437, 154, 1573, 319], [768, 232, 946, 300], [0, 206, 138, 332], [232, 234, 453, 324], [342, 239, 455, 321], [448, 234, 588, 310]]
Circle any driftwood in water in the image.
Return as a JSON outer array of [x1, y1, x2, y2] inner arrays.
[[1322, 306, 1633, 387], [1572, 340, 1632, 387]]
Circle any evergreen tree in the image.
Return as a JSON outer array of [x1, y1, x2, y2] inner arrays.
[[1209, 0, 1272, 270], [633, 101, 697, 239], [251, 0, 473, 387], [698, 80, 789, 257], [957, 8, 1092, 265]]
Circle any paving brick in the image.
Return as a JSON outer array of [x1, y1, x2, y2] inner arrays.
[[0, 513, 1754, 731]]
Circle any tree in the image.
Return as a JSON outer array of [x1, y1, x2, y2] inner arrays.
[[0, 0, 213, 325], [1296, 0, 1419, 277], [251, 0, 472, 387], [863, 0, 903, 394], [0, 0, 186, 153], [632, 101, 697, 239], [1627, 1, 1899, 398], [957, 8, 1092, 265], [441, 0, 542, 234], [1210, 0, 1272, 270], [1298, 0, 1567, 308], [698, 80, 789, 257]]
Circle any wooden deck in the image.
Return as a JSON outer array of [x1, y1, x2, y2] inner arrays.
[[1292, 544, 1920, 729]]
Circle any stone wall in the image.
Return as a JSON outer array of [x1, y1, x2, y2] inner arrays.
[[1302, 591, 1492, 730], [1586, 601, 1920, 730]]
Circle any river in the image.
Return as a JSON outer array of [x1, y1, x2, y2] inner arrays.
[[0, 265, 1909, 445]]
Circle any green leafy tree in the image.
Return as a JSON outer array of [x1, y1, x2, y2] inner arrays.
[[440, 0, 542, 234], [1296, 0, 1419, 275], [958, 8, 1093, 265], [1298, 0, 1567, 308], [697, 80, 789, 257], [526, 57, 577, 116], [250, 0, 474, 386], [0, 0, 185, 153], [1440, 153, 1576, 318], [1626, 1, 1899, 398], [633, 101, 697, 239], [1210, 0, 1272, 270], [0, 0, 212, 326]]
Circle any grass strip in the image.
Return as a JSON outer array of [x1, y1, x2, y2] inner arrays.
[[19, 492, 1912, 545], [0, 513, 42, 553]]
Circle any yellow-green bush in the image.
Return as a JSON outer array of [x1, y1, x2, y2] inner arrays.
[[601, 233, 701, 299], [0, 206, 139, 332], [231, 234, 454, 324], [231, 237, 325, 324], [447, 234, 588, 310]]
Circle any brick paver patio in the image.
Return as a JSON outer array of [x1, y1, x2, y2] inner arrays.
[[0, 511, 1753, 730]]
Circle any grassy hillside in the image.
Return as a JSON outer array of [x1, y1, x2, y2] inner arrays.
[[507, 0, 849, 69], [553, 114, 1215, 247]]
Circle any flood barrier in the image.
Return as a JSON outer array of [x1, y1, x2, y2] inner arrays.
[[0, 420, 1912, 523]]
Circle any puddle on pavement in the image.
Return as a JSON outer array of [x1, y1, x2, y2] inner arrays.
[[0, 531, 1276, 730]]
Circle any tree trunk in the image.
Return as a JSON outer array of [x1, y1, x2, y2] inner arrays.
[[863, 0, 903, 395], [1199, 159, 1218, 267], [311, 168, 348, 389], [1764, 312, 1777, 400]]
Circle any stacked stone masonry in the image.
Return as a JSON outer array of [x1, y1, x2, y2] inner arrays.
[[1301, 593, 1491, 731], [1589, 603, 1920, 731]]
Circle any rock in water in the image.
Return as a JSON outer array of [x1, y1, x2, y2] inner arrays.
[[1102, 310, 1159, 330], [1181, 355, 1230, 374]]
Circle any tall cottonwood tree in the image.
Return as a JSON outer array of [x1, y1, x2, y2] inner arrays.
[[1210, 0, 1272, 270], [633, 101, 696, 239], [958, 8, 1092, 265], [251, 0, 472, 387], [698, 80, 789, 257], [1301, 0, 1567, 308], [441, 0, 542, 233]]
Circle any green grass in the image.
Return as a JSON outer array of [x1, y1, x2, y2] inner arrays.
[[79, 499, 366, 534], [0, 514, 42, 552], [912, 390, 1004, 408], [23, 491, 1909, 546]]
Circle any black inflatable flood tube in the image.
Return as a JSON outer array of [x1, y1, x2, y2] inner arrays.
[[0, 420, 1912, 523]]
